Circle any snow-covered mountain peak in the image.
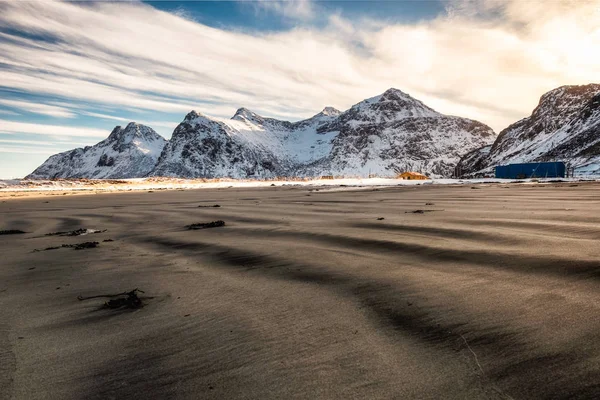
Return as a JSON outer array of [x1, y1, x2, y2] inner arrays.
[[338, 88, 440, 126], [378, 87, 438, 114], [107, 122, 161, 144], [530, 84, 600, 122], [27, 122, 166, 179], [181, 110, 222, 130], [457, 83, 600, 177], [232, 107, 264, 124], [317, 107, 341, 117], [184, 110, 206, 121], [381, 87, 410, 99]]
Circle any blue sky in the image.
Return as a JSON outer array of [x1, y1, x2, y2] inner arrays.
[[1, 0, 599, 178]]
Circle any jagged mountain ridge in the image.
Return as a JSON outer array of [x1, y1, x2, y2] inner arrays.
[[457, 84, 600, 177], [151, 106, 343, 178], [299, 89, 495, 177], [27, 122, 166, 179], [152, 88, 496, 178], [29, 88, 497, 179]]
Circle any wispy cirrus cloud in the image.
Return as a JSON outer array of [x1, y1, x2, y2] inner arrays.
[[0, 120, 109, 138], [0, 146, 62, 155], [0, 0, 599, 136], [246, 0, 316, 21], [80, 111, 178, 129], [0, 98, 76, 118]]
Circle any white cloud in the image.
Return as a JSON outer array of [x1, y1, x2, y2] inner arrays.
[[80, 111, 130, 122], [0, 138, 63, 146], [0, 138, 89, 147], [0, 120, 109, 138], [247, 0, 315, 20], [0, 0, 599, 133], [0, 146, 61, 155], [0, 98, 75, 118]]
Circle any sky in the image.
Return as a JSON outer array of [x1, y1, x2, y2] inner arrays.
[[1, 0, 600, 178]]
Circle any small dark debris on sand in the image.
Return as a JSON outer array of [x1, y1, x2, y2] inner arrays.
[[270, 183, 276, 186], [470, 186, 481, 189], [0, 229, 26, 235], [377, 217, 385, 220], [186, 220, 225, 230], [40, 246, 61, 251], [102, 239, 114, 242], [36, 242, 99, 252], [71, 241, 99, 250], [198, 204, 221, 208], [425, 202, 435, 205], [406, 209, 437, 214], [78, 288, 145, 309], [45, 228, 106, 237]]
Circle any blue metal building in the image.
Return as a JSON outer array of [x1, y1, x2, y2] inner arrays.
[[494, 162, 566, 179]]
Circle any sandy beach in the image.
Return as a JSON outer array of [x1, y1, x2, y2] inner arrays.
[[1, 182, 600, 399]]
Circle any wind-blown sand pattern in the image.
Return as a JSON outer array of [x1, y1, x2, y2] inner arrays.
[[1, 183, 599, 399]]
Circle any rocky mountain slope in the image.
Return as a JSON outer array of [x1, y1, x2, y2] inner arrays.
[[151, 88, 496, 178], [29, 88, 497, 179], [298, 89, 495, 177], [457, 84, 600, 177], [151, 106, 342, 178], [27, 123, 166, 179]]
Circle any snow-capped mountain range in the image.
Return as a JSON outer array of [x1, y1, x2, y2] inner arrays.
[[28, 88, 496, 179], [457, 84, 600, 177]]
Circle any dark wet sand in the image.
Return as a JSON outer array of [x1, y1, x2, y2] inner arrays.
[[1, 183, 600, 399]]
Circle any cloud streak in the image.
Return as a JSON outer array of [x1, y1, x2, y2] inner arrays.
[[247, 0, 315, 21], [0, 0, 599, 135], [0, 120, 109, 138], [0, 98, 76, 118]]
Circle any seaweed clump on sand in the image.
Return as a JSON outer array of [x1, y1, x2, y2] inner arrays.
[[186, 220, 225, 230], [0, 230, 26, 235], [78, 289, 145, 309]]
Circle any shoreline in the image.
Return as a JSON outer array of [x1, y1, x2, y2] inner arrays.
[[0, 176, 592, 201]]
